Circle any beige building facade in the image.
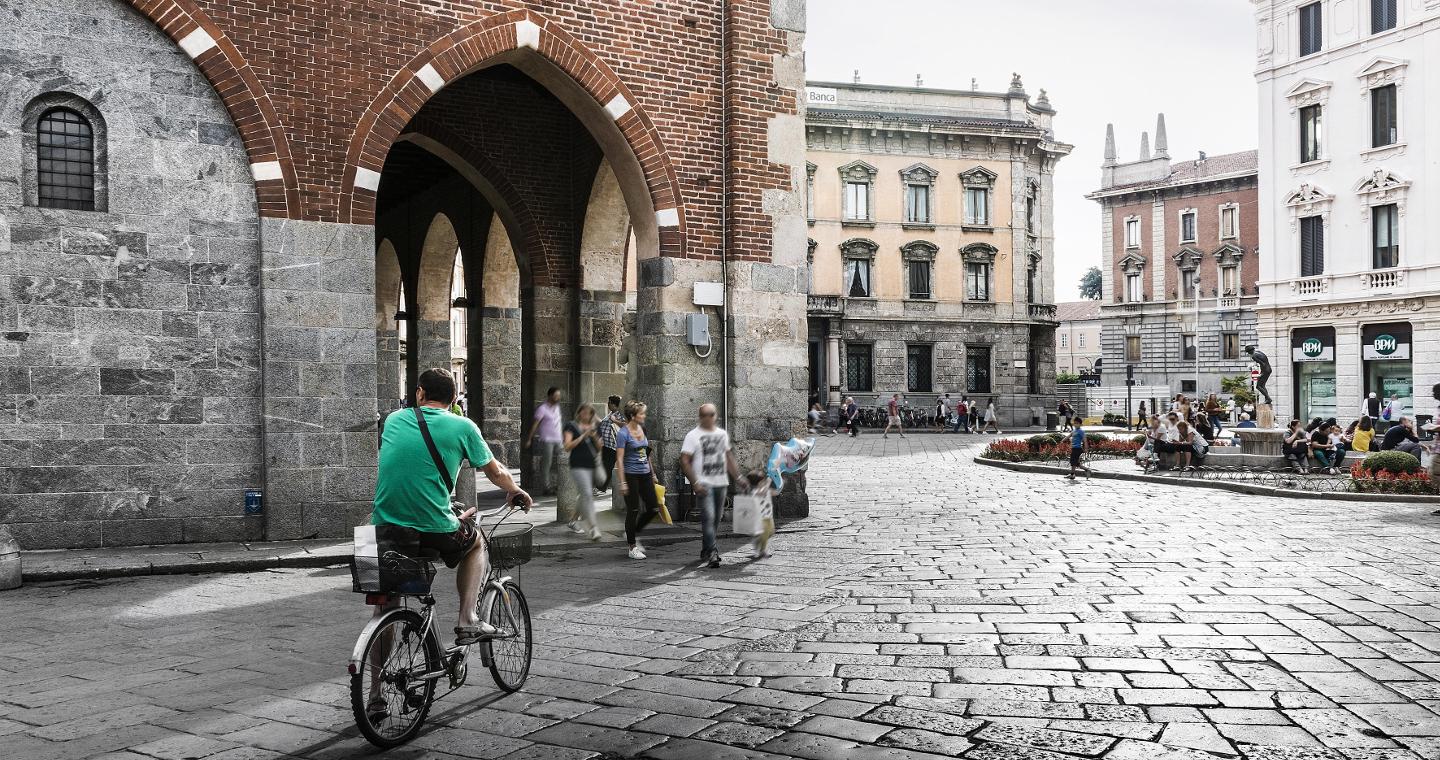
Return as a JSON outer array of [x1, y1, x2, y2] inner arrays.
[[805, 78, 1071, 426], [1055, 301, 1103, 376]]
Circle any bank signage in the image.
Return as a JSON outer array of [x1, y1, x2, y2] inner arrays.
[[1292, 337, 1334, 362], [806, 87, 838, 106], [1363, 333, 1410, 361]]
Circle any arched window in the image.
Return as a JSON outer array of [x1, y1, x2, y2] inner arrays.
[[23, 93, 107, 212], [36, 107, 96, 210]]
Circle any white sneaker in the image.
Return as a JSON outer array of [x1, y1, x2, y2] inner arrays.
[[567, 520, 586, 535], [627, 546, 646, 560]]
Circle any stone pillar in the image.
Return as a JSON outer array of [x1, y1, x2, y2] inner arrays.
[[527, 285, 576, 512], [414, 319, 451, 378], [259, 219, 378, 540], [1335, 322, 1362, 419], [578, 289, 629, 408], [479, 306, 522, 467], [826, 328, 841, 422]]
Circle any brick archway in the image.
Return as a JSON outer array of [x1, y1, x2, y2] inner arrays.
[[123, 0, 300, 217], [340, 9, 685, 259]]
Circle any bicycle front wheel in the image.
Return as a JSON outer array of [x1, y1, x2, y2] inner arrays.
[[351, 609, 441, 748], [483, 581, 532, 692]]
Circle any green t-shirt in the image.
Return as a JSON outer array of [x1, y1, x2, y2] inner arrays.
[[373, 406, 493, 533]]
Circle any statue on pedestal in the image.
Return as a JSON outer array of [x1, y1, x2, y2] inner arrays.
[[1244, 345, 1273, 406]]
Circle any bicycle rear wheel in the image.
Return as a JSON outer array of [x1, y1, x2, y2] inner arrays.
[[351, 609, 441, 747], [483, 581, 532, 692]]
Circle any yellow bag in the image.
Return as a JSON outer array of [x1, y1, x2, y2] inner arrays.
[[654, 483, 672, 525]]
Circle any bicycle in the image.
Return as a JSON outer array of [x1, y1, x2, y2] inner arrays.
[[347, 496, 535, 748]]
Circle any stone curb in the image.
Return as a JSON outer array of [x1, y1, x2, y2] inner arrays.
[[975, 456, 1440, 505], [19, 526, 723, 584]]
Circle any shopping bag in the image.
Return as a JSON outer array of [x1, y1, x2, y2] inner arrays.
[[351, 525, 380, 592], [731, 492, 772, 536], [655, 483, 672, 524]]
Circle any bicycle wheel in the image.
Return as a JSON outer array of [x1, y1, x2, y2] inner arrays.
[[350, 609, 442, 747], [483, 581, 532, 692]]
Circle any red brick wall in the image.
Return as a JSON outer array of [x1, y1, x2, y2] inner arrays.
[[123, 0, 798, 266], [1159, 182, 1260, 298]]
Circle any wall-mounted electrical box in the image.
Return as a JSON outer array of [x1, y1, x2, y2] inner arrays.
[[693, 281, 724, 307], [686, 313, 711, 347]]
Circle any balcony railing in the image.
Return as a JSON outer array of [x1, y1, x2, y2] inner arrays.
[[1217, 296, 1240, 311], [1363, 268, 1402, 290], [807, 295, 844, 315], [1293, 276, 1329, 297], [1178, 298, 1196, 311], [1028, 304, 1057, 320]]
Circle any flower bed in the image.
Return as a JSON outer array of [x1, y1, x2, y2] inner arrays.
[[1348, 463, 1440, 495], [982, 436, 1141, 463]]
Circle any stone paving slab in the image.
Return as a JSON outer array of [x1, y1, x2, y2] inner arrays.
[[2, 434, 1439, 759]]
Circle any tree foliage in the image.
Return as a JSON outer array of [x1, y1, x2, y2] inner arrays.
[[1078, 266, 1102, 300]]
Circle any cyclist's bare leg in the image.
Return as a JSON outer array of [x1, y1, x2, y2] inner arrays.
[[367, 602, 397, 706], [456, 539, 489, 631]]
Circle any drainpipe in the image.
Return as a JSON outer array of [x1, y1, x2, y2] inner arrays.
[[719, 0, 732, 428]]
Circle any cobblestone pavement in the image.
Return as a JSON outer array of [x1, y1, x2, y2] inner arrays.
[[4, 434, 1440, 759]]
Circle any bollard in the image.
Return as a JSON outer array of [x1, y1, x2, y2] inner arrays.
[[0, 524, 22, 590]]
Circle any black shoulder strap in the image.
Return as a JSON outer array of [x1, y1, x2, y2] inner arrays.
[[414, 407, 455, 494]]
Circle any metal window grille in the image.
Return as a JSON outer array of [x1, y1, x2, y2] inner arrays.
[[965, 347, 991, 394], [37, 107, 95, 211], [906, 345, 932, 393], [845, 345, 872, 392]]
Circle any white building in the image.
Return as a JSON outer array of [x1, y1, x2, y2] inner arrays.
[[1255, 0, 1439, 424]]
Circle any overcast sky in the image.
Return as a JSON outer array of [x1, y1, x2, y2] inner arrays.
[[804, 0, 1259, 302]]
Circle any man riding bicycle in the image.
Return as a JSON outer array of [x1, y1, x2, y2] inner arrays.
[[372, 368, 531, 644]]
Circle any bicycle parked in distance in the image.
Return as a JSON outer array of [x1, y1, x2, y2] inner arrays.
[[347, 495, 535, 747]]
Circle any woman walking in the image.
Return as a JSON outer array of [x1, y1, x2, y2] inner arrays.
[[1134, 400, 1147, 431], [982, 399, 1001, 434], [563, 403, 603, 541], [615, 401, 660, 560]]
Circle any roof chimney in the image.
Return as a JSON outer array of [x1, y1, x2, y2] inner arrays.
[[1198, 150, 1207, 161], [853, 69, 861, 84], [916, 74, 923, 87], [1103, 124, 1117, 167], [971, 77, 978, 91], [1139, 131, 1151, 161], [1154, 113, 1169, 159]]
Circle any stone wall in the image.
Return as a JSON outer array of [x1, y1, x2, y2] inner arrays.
[[0, 0, 264, 549]]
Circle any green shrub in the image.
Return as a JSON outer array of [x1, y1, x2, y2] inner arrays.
[[1101, 412, 1126, 427], [1359, 451, 1421, 475], [1029, 433, 1064, 446], [1084, 433, 1109, 445], [1056, 372, 1081, 385], [1132, 434, 1148, 445]]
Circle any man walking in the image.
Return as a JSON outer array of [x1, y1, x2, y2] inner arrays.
[[524, 386, 564, 496], [596, 395, 624, 492], [843, 396, 860, 437], [883, 393, 905, 439], [954, 396, 969, 433], [681, 403, 743, 568]]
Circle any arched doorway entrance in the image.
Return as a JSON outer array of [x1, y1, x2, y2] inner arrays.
[[371, 56, 645, 502]]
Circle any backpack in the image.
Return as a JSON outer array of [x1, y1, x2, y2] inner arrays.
[[1382, 405, 1393, 421]]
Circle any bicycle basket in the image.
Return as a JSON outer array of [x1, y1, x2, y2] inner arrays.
[[487, 524, 534, 569], [350, 551, 437, 595]]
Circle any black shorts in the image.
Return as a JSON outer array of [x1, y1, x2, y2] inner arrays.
[[418, 523, 479, 569], [1069, 447, 1083, 467]]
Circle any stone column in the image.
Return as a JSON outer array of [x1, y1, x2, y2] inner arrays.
[[1335, 322, 1362, 418], [479, 306, 522, 466], [259, 219, 378, 540], [826, 328, 841, 423]]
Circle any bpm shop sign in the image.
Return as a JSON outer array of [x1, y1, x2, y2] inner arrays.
[[806, 87, 838, 106], [1363, 333, 1410, 361], [1292, 336, 1334, 362]]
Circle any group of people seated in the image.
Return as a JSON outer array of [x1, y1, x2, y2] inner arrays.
[[1136, 407, 1216, 472], [1282, 414, 1423, 474]]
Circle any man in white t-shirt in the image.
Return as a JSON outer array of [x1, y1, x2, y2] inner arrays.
[[681, 403, 742, 568]]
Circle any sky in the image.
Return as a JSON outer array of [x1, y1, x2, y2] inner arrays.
[[804, 0, 1259, 302]]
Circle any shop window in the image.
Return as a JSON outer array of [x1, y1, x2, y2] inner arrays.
[[1300, 216, 1325, 277], [1223, 332, 1240, 360], [1300, 104, 1323, 163], [845, 344, 872, 392], [906, 344, 932, 393], [966, 346, 992, 394], [1125, 336, 1142, 363], [1371, 84, 1398, 148], [1372, 203, 1399, 269]]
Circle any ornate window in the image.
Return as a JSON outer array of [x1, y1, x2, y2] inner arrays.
[[1300, 104, 1323, 163], [1119, 252, 1146, 303], [900, 163, 937, 227], [1371, 84, 1398, 148], [839, 161, 877, 224], [1173, 247, 1203, 299], [23, 93, 107, 211], [1214, 243, 1244, 297], [845, 343, 873, 392], [962, 243, 997, 303], [1219, 203, 1240, 239], [1026, 252, 1040, 304], [1024, 178, 1039, 235], [960, 166, 997, 228], [1372, 203, 1399, 269], [840, 238, 877, 298], [1300, 216, 1325, 277], [901, 240, 937, 300]]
